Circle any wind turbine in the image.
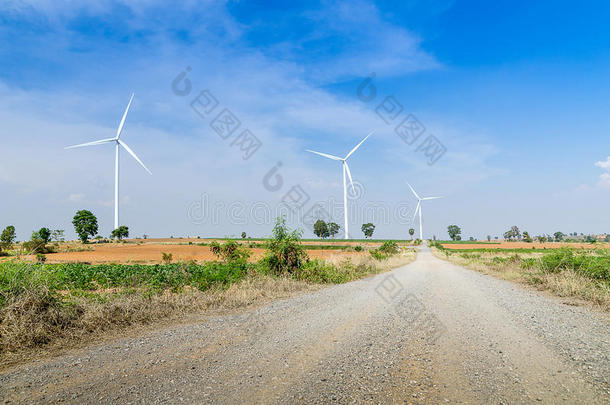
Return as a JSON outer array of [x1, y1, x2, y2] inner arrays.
[[407, 182, 442, 240], [66, 94, 152, 231], [306, 132, 373, 239]]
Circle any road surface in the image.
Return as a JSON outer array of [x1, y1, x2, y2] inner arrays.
[[1, 245, 609, 404]]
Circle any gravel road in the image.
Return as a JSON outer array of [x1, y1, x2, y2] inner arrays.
[[2, 245, 609, 404]]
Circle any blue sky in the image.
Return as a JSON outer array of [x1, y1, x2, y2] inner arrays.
[[1, 0, 609, 240]]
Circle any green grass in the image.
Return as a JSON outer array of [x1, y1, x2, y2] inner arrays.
[[211, 237, 411, 243], [446, 247, 610, 282], [436, 240, 500, 244], [441, 247, 554, 253], [0, 261, 252, 306]]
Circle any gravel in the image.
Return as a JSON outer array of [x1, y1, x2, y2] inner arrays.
[[1, 244, 608, 404]]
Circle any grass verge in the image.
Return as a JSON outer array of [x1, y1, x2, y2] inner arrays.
[[431, 245, 610, 311], [0, 248, 416, 366]]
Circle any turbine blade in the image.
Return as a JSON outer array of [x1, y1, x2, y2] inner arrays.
[[422, 196, 442, 200], [305, 149, 343, 161], [411, 201, 421, 223], [406, 182, 420, 200], [116, 93, 134, 139], [345, 131, 373, 160], [64, 138, 116, 149], [118, 139, 152, 174], [344, 161, 355, 193]]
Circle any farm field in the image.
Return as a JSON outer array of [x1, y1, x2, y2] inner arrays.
[[439, 241, 603, 250], [13, 241, 367, 264]]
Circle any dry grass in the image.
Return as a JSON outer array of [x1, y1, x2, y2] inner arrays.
[[432, 248, 610, 311], [0, 251, 415, 368], [324, 249, 417, 271], [0, 274, 320, 369]]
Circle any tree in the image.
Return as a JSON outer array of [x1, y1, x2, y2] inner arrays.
[[111, 225, 129, 241], [554, 231, 564, 242], [447, 225, 461, 241], [72, 210, 98, 243], [408, 228, 415, 240], [0, 225, 16, 251], [51, 229, 65, 242], [361, 223, 375, 238], [313, 220, 330, 239], [241, 232, 247, 239], [522, 231, 532, 243], [37, 227, 52, 244], [487, 235, 491, 242], [327, 222, 340, 239], [510, 226, 521, 240]]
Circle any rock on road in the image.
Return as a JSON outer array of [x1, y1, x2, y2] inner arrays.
[[2, 245, 609, 404]]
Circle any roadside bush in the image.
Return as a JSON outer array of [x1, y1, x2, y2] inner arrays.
[[539, 248, 610, 280], [354, 245, 363, 252], [22, 232, 55, 254], [210, 240, 250, 263], [379, 240, 399, 254], [262, 217, 308, 276], [369, 240, 400, 260]]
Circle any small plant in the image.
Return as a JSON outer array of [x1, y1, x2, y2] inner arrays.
[[241, 232, 247, 239], [354, 245, 363, 252], [210, 240, 251, 263], [263, 217, 308, 276], [36, 253, 46, 263], [379, 240, 399, 254], [161, 252, 173, 264]]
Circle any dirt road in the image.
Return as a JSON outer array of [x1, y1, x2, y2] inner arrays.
[[2, 245, 609, 404]]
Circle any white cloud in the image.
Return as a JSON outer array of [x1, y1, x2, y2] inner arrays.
[[68, 193, 85, 202], [598, 173, 610, 189], [594, 156, 610, 188], [595, 156, 610, 171]]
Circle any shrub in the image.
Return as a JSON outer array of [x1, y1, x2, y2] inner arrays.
[[539, 248, 610, 280], [36, 253, 46, 263], [209, 240, 250, 263], [262, 217, 308, 276], [354, 245, 363, 252], [379, 241, 399, 255], [161, 252, 173, 264]]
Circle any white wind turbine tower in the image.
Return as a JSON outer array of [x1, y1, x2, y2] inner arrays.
[[407, 182, 442, 240], [306, 132, 373, 239], [66, 94, 152, 231]]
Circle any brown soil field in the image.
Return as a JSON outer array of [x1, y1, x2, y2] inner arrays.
[[130, 238, 406, 247], [20, 242, 367, 264], [440, 242, 605, 250]]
